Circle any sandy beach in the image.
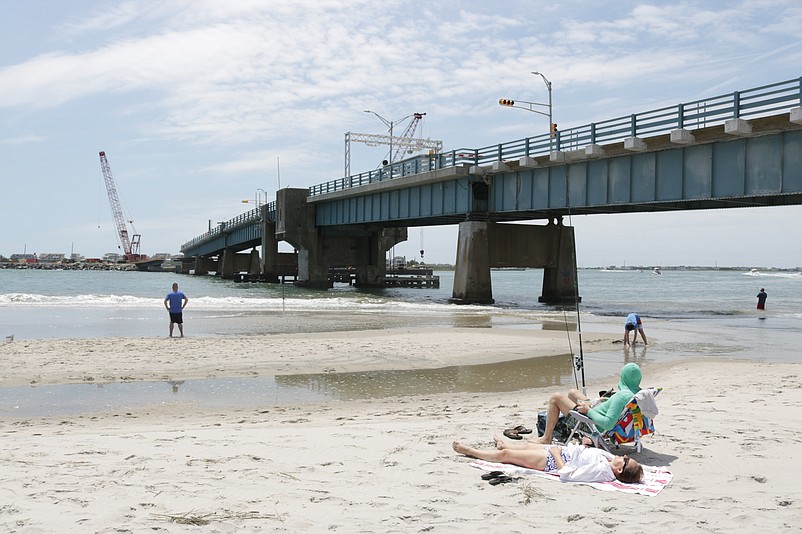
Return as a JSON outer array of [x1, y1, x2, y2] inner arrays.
[[1, 328, 800, 533]]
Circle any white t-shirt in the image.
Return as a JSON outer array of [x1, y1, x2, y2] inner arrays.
[[558, 445, 616, 483]]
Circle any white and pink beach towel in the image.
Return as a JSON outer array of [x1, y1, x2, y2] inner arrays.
[[469, 460, 673, 496]]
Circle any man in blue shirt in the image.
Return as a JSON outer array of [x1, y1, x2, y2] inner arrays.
[[624, 313, 647, 346], [164, 283, 189, 337]]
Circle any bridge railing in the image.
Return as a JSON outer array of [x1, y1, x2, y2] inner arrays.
[[180, 201, 275, 252], [308, 77, 801, 197]]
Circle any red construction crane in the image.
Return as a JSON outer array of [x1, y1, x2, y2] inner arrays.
[[98, 151, 142, 262]]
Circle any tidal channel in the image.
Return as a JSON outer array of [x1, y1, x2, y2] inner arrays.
[[0, 352, 635, 417]]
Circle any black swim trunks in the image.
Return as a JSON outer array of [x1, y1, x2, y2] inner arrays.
[[169, 312, 183, 324]]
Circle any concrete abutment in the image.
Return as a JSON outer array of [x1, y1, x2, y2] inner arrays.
[[450, 218, 579, 305]]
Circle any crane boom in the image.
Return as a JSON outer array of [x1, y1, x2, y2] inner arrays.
[[392, 112, 425, 163], [99, 151, 141, 262], [344, 112, 442, 177]]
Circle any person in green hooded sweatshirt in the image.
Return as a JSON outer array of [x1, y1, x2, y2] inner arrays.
[[527, 362, 642, 445]]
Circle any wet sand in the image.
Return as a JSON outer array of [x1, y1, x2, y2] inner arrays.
[[0, 328, 800, 532]]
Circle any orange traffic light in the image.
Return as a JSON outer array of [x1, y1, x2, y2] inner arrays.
[[499, 99, 515, 106], [551, 123, 558, 132]]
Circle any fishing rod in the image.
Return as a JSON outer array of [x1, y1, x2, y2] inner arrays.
[[277, 156, 285, 314], [563, 184, 586, 394], [569, 215, 586, 396]]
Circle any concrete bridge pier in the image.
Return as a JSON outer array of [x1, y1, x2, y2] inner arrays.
[[218, 248, 236, 279], [248, 248, 261, 276], [276, 188, 409, 288], [218, 248, 255, 279], [449, 220, 494, 304], [192, 256, 214, 276], [538, 220, 580, 305], [260, 219, 280, 283], [354, 227, 407, 287], [276, 188, 331, 289], [449, 218, 580, 305]]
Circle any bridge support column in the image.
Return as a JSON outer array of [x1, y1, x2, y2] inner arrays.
[[219, 248, 236, 279], [193, 256, 210, 276], [261, 219, 280, 283], [248, 248, 261, 276], [449, 220, 494, 304], [538, 222, 579, 305], [298, 245, 331, 288], [276, 188, 331, 289], [354, 228, 407, 287]]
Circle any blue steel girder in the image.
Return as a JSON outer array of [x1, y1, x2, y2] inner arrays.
[[182, 219, 262, 257], [491, 129, 802, 219], [180, 205, 272, 256], [314, 175, 475, 227]]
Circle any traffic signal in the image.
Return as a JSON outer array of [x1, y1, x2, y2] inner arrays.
[[551, 123, 558, 133], [499, 99, 515, 106]]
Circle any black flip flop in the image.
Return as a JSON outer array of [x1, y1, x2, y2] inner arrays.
[[489, 475, 514, 485], [513, 425, 532, 434], [503, 428, 523, 440], [480, 470, 504, 480]]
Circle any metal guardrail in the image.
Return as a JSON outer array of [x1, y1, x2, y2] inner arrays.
[[184, 78, 801, 252], [309, 77, 801, 196], [181, 201, 275, 252]]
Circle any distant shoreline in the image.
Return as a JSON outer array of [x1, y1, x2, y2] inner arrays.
[[585, 265, 800, 272], [2, 261, 800, 272], [0, 261, 137, 271]]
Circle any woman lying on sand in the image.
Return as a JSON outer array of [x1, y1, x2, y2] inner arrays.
[[452, 436, 643, 484]]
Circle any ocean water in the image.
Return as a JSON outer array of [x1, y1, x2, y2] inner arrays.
[[1, 266, 800, 360], [1, 266, 800, 337], [1, 267, 799, 415]]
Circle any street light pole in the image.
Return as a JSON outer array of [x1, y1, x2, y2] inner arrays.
[[498, 72, 554, 149], [532, 71, 553, 136], [363, 110, 394, 164]]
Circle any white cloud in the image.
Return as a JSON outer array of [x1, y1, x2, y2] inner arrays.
[[2, 0, 801, 262]]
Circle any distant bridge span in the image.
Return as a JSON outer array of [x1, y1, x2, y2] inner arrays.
[[181, 77, 802, 303]]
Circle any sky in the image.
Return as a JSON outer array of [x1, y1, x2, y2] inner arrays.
[[1, 0, 801, 268]]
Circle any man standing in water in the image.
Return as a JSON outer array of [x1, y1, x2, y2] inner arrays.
[[756, 288, 767, 310], [164, 283, 188, 337]]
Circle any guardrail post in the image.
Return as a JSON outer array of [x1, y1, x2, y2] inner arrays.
[[733, 91, 741, 118], [630, 114, 637, 137], [524, 137, 530, 157], [798, 77, 802, 104], [678, 103, 685, 129], [590, 123, 596, 145], [497, 143, 503, 162]]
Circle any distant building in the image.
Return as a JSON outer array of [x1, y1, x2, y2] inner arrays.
[[39, 253, 65, 263], [390, 255, 406, 269], [10, 253, 37, 262], [103, 252, 123, 262]]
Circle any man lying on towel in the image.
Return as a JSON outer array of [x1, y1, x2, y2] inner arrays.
[[452, 436, 643, 484]]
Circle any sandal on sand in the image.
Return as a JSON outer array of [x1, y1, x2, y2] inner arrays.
[[481, 471, 504, 480], [489, 475, 515, 486], [503, 428, 523, 440], [513, 425, 532, 434]]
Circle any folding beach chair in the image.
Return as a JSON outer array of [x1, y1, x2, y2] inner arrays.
[[562, 387, 662, 453]]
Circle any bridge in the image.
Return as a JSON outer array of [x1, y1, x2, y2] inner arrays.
[[180, 77, 802, 304]]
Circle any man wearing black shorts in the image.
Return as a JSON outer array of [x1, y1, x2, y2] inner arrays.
[[164, 282, 189, 337]]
